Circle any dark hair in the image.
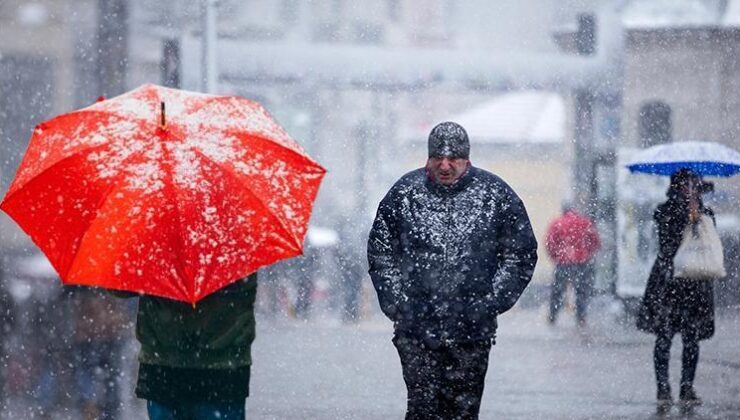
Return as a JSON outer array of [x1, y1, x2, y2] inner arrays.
[[667, 168, 701, 200]]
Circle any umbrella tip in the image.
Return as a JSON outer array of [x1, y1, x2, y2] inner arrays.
[[96, 96, 106, 103]]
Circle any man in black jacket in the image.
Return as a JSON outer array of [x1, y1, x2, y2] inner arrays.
[[368, 122, 538, 419]]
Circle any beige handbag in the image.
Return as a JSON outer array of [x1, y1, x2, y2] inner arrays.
[[673, 215, 726, 280]]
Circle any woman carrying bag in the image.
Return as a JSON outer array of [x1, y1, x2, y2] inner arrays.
[[637, 168, 725, 412]]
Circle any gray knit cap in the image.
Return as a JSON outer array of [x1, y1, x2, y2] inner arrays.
[[428, 121, 470, 159]]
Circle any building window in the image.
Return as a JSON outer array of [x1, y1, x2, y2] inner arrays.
[[638, 101, 671, 147]]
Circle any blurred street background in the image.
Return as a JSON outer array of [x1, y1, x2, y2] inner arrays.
[[3, 301, 739, 419], [1, 0, 740, 418]]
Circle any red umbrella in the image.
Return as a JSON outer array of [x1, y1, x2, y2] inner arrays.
[[1, 84, 326, 303]]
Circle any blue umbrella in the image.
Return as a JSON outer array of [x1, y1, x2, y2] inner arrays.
[[626, 141, 740, 177]]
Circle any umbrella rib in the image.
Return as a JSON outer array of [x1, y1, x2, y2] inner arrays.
[[182, 102, 323, 171], [2, 142, 106, 209], [60, 147, 151, 280], [192, 149, 304, 253], [60, 147, 192, 301], [160, 155, 196, 302], [5, 111, 150, 196], [160, 96, 321, 173], [0, 146, 106, 281], [234, 131, 326, 174], [64, 151, 187, 295]]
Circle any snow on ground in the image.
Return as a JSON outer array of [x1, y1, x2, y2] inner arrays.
[[248, 301, 740, 419], [3, 300, 739, 419]]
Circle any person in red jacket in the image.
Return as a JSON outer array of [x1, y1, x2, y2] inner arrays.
[[545, 204, 601, 327]]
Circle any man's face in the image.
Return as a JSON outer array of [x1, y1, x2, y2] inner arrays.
[[427, 156, 469, 185]]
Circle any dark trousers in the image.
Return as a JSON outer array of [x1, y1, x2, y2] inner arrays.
[[294, 275, 313, 319], [393, 334, 492, 420], [654, 330, 700, 395], [147, 400, 245, 420], [548, 263, 593, 323], [74, 339, 123, 419], [341, 275, 362, 322]]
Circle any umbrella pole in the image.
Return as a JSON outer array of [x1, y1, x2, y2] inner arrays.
[[160, 101, 166, 129]]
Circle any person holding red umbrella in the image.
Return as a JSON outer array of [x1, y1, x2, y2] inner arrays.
[[0, 84, 326, 419], [113, 274, 258, 419]]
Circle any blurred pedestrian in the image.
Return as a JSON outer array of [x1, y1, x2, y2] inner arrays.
[[637, 169, 719, 412], [114, 274, 257, 420], [293, 254, 315, 319], [255, 263, 285, 318], [0, 258, 14, 405], [72, 288, 130, 419], [368, 121, 538, 419], [545, 203, 601, 328], [338, 244, 364, 323], [24, 276, 74, 417]]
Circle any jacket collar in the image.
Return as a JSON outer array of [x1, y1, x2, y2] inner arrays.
[[424, 166, 475, 196]]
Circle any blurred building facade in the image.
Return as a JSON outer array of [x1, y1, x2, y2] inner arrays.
[[0, 1, 569, 318], [2, 0, 739, 299], [619, 2, 740, 303], [124, 0, 565, 262], [557, 0, 740, 302], [0, 0, 131, 249], [621, 1, 740, 209], [558, 1, 740, 209]]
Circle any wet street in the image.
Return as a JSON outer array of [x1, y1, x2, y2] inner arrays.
[[248, 302, 740, 420], [3, 299, 739, 419]]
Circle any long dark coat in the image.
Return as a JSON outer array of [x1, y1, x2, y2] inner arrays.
[[367, 167, 538, 344], [636, 198, 715, 340]]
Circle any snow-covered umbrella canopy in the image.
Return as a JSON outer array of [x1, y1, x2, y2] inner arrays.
[[0, 84, 326, 304], [625, 141, 740, 177]]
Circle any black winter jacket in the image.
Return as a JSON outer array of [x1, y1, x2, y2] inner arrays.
[[636, 199, 715, 340], [367, 167, 538, 344]]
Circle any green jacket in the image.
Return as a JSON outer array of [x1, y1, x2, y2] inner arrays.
[[119, 274, 257, 370]]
